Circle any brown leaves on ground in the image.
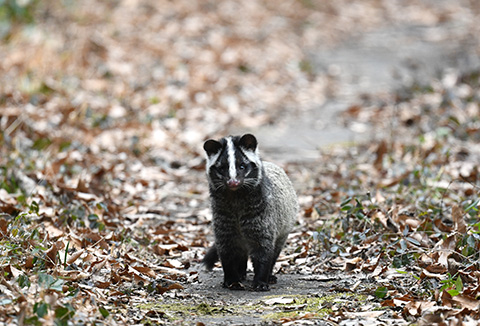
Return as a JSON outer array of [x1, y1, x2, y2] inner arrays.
[[291, 68, 480, 324], [1, 0, 480, 325]]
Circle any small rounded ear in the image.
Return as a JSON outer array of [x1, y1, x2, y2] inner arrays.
[[203, 139, 222, 156], [239, 134, 257, 151]]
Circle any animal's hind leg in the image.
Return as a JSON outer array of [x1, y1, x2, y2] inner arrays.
[[268, 235, 288, 284]]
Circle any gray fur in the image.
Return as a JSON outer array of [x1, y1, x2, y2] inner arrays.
[[203, 134, 298, 291]]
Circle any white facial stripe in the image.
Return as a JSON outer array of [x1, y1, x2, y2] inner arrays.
[[226, 137, 237, 180]]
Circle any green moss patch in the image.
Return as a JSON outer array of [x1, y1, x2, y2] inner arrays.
[[137, 301, 246, 322], [137, 292, 367, 323], [261, 293, 367, 321]]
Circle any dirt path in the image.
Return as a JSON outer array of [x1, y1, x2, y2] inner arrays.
[[255, 5, 480, 162], [159, 270, 366, 325]]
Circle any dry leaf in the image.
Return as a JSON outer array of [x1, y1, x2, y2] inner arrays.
[[156, 282, 184, 294], [46, 241, 65, 266], [67, 249, 85, 265], [451, 294, 480, 310], [263, 297, 295, 305], [0, 218, 8, 237], [24, 256, 34, 269], [95, 280, 111, 289], [374, 141, 387, 170], [89, 258, 107, 273], [425, 263, 448, 274], [131, 266, 156, 278], [452, 205, 467, 234], [345, 257, 362, 272]]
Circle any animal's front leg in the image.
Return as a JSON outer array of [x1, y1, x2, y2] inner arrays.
[[219, 249, 248, 290], [250, 248, 274, 291], [213, 215, 249, 290]]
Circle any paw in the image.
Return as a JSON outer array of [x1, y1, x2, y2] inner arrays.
[[252, 281, 270, 291], [269, 275, 277, 284], [224, 281, 245, 290]]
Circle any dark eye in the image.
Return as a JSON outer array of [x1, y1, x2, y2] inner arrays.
[[239, 163, 246, 170]]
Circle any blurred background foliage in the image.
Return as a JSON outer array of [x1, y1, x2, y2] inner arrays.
[[0, 0, 39, 39]]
